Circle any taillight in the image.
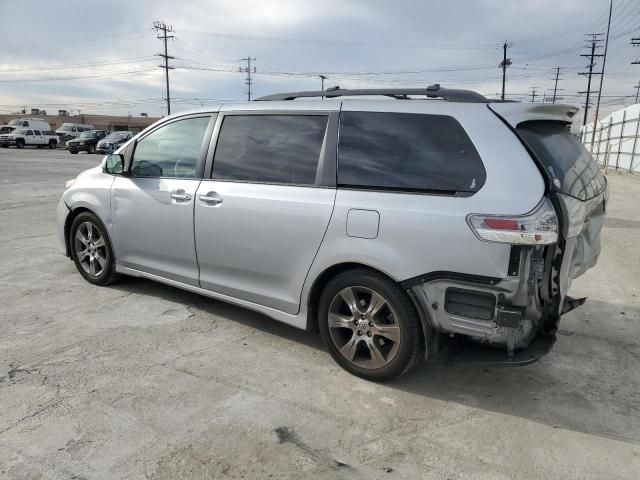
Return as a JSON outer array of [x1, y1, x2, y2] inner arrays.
[[467, 198, 558, 245]]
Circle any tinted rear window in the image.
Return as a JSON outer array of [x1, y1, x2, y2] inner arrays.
[[337, 112, 485, 194], [213, 115, 328, 185], [517, 121, 606, 200]]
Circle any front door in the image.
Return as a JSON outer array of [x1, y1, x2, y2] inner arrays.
[[195, 112, 336, 314], [111, 115, 213, 285], [33, 130, 45, 145]]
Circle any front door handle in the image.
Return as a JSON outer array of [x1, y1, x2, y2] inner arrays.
[[170, 190, 192, 202], [199, 192, 223, 205]]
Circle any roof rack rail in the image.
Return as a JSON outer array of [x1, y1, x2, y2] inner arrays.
[[255, 84, 489, 103]]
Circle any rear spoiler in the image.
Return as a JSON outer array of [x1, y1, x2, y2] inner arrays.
[[488, 103, 579, 128]]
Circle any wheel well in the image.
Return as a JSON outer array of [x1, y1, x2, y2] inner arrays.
[[63, 207, 92, 257], [306, 263, 400, 332]]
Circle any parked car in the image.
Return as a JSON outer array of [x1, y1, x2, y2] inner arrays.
[[96, 131, 133, 154], [56, 123, 95, 143], [57, 86, 607, 381], [1, 128, 58, 149], [67, 130, 108, 154], [0, 118, 51, 134]]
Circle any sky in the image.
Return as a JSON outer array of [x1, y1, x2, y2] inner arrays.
[[0, 0, 638, 122]]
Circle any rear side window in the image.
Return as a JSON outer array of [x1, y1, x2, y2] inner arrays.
[[212, 115, 328, 185], [517, 121, 606, 201], [338, 112, 485, 194]]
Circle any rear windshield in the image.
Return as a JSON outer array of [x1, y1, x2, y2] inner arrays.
[[517, 121, 606, 201]]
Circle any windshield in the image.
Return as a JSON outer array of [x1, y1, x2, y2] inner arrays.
[[9, 120, 25, 126], [80, 132, 95, 138], [105, 132, 128, 140], [59, 125, 73, 131], [517, 121, 606, 201], [12, 129, 27, 135]]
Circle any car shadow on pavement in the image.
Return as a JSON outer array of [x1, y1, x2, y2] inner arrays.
[[108, 275, 326, 351], [108, 277, 640, 446]]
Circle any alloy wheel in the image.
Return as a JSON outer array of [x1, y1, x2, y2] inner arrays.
[[327, 286, 401, 369], [74, 221, 107, 277]]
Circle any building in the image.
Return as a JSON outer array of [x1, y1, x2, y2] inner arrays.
[[0, 113, 160, 133]]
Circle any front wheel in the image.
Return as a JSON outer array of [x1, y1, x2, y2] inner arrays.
[[318, 269, 423, 381], [16, 140, 24, 149], [69, 212, 119, 285], [88, 144, 95, 154]]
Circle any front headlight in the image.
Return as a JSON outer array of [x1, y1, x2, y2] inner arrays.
[[65, 179, 76, 189]]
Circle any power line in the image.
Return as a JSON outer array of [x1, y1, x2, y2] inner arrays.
[[154, 21, 175, 115], [239, 57, 256, 101], [0, 68, 157, 83]]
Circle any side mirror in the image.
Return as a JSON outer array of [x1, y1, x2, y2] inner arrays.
[[104, 153, 124, 175]]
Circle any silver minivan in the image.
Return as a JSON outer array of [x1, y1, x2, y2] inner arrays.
[[57, 86, 607, 380]]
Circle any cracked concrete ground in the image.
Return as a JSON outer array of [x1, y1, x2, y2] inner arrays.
[[1, 148, 639, 479]]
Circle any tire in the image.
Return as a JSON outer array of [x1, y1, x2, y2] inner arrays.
[[69, 212, 119, 286], [70, 149, 78, 154], [1, 144, 8, 148], [318, 268, 423, 381], [88, 144, 95, 154], [16, 140, 24, 149], [49, 140, 57, 149]]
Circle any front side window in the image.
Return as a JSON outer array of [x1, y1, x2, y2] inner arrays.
[[338, 112, 485, 194], [212, 115, 328, 185], [25, 130, 33, 136], [131, 116, 210, 178]]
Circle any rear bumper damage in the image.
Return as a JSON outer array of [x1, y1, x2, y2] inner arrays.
[[406, 191, 605, 367]]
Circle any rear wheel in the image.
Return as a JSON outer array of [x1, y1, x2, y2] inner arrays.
[[318, 269, 423, 381], [69, 212, 119, 286], [48, 140, 57, 149], [70, 149, 78, 154]]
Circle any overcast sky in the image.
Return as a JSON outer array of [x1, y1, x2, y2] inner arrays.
[[1, 0, 638, 121]]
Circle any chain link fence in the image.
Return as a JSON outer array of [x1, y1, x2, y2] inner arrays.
[[580, 104, 640, 173]]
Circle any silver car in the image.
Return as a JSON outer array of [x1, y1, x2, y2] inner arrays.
[[57, 86, 607, 380]]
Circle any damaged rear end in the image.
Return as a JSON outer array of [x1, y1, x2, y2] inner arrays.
[[412, 103, 608, 366]]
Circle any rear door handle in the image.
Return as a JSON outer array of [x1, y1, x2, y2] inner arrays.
[[170, 190, 192, 202], [199, 192, 223, 205]]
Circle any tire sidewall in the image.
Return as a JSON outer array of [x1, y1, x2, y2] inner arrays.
[[69, 212, 116, 285], [318, 270, 421, 381]]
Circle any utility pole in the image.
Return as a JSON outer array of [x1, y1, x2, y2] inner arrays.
[[578, 33, 604, 126], [631, 36, 640, 63], [552, 66, 562, 103], [589, 0, 613, 155], [154, 21, 175, 116], [239, 57, 257, 101], [530, 87, 538, 103], [319, 75, 327, 98], [631, 38, 640, 102], [499, 41, 512, 100]]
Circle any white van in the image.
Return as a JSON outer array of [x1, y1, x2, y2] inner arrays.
[[0, 118, 51, 134], [56, 123, 95, 140]]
